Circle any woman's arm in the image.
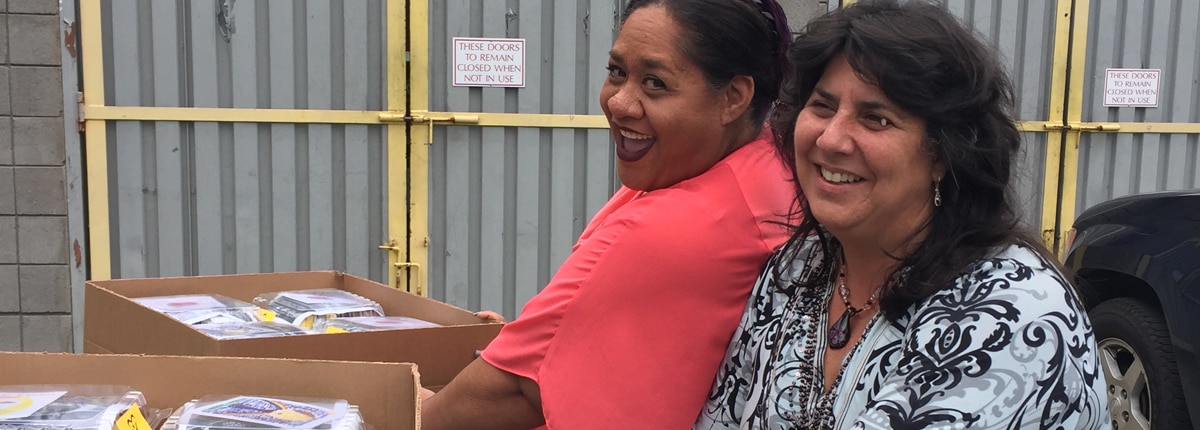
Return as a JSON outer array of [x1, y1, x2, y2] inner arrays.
[[851, 256, 1107, 429], [421, 358, 545, 430]]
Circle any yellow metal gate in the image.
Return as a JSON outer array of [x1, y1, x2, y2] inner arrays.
[[1041, 0, 1200, 254], [79, 1, 425, 290]]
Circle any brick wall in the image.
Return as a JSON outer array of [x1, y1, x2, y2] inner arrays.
[[0, 0, 73, 352]]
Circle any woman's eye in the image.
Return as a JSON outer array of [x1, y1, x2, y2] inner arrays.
[[644, 77, 666, 90], [865, 114, 892, 129], [805, 100, 835, 115], [605, 65, 625, 78]]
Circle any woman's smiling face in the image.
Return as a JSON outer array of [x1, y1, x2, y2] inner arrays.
[[600, 5, 748, 192], [793, 54, 944, 249]]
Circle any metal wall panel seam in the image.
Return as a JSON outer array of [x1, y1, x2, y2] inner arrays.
[[231, 3, 263, 275], [149, 0, 187, 278], [1056, 0, 1093, 256], [384, 0, 409, 291], [268, 3, 300, 274], [424, 0, 469, 305], [1038, 0, 1076, 254], [549, 0, 582, 287], [409, 0, 431, 295], [111, 0, 147, 278], [468, 0, 514, 314]]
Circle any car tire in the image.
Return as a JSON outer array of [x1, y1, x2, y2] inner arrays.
[[1091, 297, 1192, 430]]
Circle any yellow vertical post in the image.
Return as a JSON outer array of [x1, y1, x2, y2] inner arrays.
[[1040, 0, 1076, 255], [1057, 0, 1092, 256], [385, 0, 410, 291], [407, 0, 431, 296], [80, 0, 111, 280]]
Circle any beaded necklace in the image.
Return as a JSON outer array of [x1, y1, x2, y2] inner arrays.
[[827, 258, 884, 349]]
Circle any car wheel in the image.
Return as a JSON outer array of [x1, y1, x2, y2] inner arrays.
[[1090, 297, 1192, 430]]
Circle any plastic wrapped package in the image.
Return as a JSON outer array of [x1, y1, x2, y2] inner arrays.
[[0, 384, 146, 429], [193, 321, 311, 340], [161, 395, 366, 430], [253, 289, 384, 330], [320, 316, 441, 333], [133, 294, 264, 325]]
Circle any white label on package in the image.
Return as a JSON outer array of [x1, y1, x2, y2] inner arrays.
[[1103, 68, 1160, 107], [276, 292, 363, 307], [453, 37, 526, 87], [348, 316, 441, 329], [134, 294, 229, 311], [0, 391, 68, 419]]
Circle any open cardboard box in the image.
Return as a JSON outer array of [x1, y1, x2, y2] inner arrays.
[[0, 352, 418, 429], [85, 271, 501, 387]]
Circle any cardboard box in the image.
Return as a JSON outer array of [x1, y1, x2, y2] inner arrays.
[[85, 271, 501, 387], [0, 352, 418, 429]]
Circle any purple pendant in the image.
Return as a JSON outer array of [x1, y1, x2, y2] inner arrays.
[[828, 309, 852, 349]]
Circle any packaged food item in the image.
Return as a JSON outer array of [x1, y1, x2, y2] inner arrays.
[[161, 395, 365, 430], [193, 321, 311, 340], [133, 294, 265, 325], [321, 316, 441, 333], [253, 289, 384, 330], [0, 384, 145, 429]]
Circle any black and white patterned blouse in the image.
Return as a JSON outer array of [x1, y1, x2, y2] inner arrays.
[[694, 237, 1111, 430]]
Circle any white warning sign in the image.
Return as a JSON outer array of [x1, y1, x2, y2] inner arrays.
[[453, 37, 526, 88], [1103, 68, 1160, 107]]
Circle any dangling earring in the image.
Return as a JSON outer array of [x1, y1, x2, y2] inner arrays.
[[933, 180, 942, 207]]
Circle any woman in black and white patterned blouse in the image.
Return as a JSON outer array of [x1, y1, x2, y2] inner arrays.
[[694, 1, 1110, 429]]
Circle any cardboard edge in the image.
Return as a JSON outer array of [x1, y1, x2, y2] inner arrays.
[[0, 351, 420, 429], [413, 366, 423, 430]]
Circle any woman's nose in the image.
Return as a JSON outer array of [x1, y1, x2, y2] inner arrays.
[[814, 112, 854, 154], [606, 85, 644, 119]]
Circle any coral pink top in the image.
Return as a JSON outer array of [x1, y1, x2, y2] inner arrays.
[[481, 131, 795, 429]]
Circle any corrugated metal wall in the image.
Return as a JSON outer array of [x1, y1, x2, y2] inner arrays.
[[96, 0, 1194, 317], [101, 0, 390, 280], [943, 0, 1059, 232], [1076, 0, 1200, 211], [426, 1, 621, 317]]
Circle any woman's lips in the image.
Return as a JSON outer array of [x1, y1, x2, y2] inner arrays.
[[616, 129, 655, 162]]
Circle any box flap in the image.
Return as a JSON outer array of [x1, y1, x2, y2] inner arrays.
[[86, 271, 341, 301]]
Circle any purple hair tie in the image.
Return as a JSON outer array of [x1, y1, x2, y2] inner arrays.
[[748, 0, 793, 56]]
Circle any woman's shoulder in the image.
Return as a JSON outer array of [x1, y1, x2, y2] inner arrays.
[[912, 242, 1084, 326], [957, 242, 1074, 299], [675, 135, 793, 208]]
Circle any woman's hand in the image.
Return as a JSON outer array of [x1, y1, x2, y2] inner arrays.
[[475, 310, 507, 323]]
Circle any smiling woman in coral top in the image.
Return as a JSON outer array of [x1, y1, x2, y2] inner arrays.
[[420, 0, 798, 428]]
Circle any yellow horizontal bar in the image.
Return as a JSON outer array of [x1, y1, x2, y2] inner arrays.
[[86, 105, 385, 124], [1017, 121, 1200, 134], [1103, 122, 1200, 134], [418, 111, 609, 129], [90, 106, 1200, 134], [1017, 121, 1057, 132], [85, 105, 612, 129]]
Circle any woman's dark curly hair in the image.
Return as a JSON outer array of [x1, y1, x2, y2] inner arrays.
[[772, 0, 1053, 321]]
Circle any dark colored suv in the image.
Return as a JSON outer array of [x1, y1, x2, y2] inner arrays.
[[1065, 190, 1200, 430]]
